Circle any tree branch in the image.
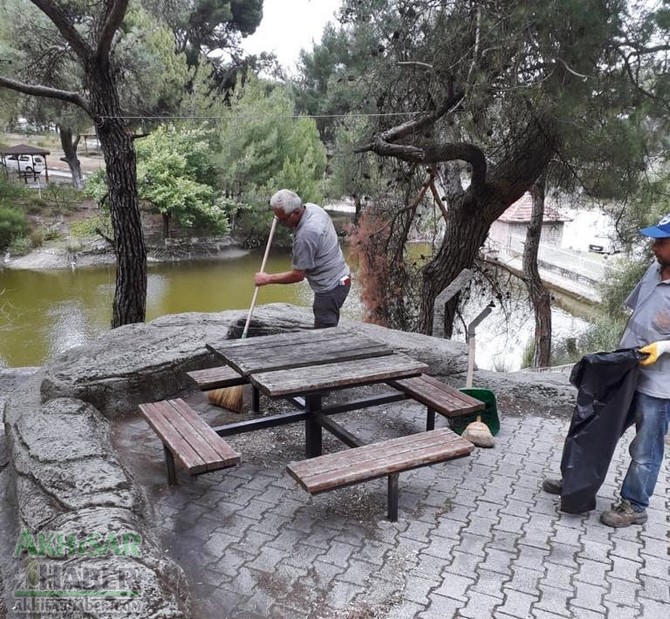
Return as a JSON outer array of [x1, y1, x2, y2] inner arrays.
[[29, 0, 91, 59], [0, 75, 90, 114], [396, 61, 434, 69], [478, 256, 525, 282], [422, 143, 487, 188], [429, 178, 449, 222], [95, 227, 116, 248], [97, 0, 131, 61]]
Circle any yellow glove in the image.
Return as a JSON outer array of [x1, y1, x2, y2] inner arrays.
[[639, 341, 670, 366]]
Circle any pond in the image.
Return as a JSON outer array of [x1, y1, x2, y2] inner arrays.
[[0, 251, 591, 371]]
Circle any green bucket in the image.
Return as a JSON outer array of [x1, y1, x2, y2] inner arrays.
[[450, 388, 500, 436]]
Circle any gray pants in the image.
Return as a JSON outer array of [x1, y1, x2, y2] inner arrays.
[[313, 283, 350, 328]]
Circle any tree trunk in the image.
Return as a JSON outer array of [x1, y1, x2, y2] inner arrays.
[[419, 194, 492, 337], [523, 180, 552, 367], [88, 61, 147, 328], [58, 126, 84, 189], [163, 212, 171, 240], [413, 121, 558, 337], [353, 194, 362, 225]]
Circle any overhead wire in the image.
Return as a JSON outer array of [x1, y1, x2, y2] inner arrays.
[[98, 111, 425, 122]]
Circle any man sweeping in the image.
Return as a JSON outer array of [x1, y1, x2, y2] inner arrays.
[[254, 189, 351, 328]]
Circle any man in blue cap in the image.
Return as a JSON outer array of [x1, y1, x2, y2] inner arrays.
[[543, 213, 670, 527]]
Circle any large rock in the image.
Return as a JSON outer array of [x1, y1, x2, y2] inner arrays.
[[3, 378, 191, 617], [40, 315, 241, 418], [40, 304, 472, 419], [471, 368, 576, 418]]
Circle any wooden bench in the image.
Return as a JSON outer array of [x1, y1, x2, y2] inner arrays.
[[186, 366, 247, 390], [286, 428, 473, 521], [139, 398, 240, 485], [387, 374, 485, 430]]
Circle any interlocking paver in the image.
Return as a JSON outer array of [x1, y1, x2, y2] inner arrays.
[[497, 589, 539, 618], [458, 590, 503, 617], [468, 566, 508, 599], [388, 600, 428, 618], [401, 574, 440, 605], [601, 603, 640, 619], [639, 575, 670, 601], [534, 583, 573, 616], [420, 593, 464, 618], [570, 581, 608, 614], [564, 607, 605, 619], [480, 547, 517, 576], [574, 557, 610, 585], [603, 576, 642, 608], [638, 553, 670, 577], [324, 580, 367, 610], [464, 515, 499, 537], [337, 557, 379, 586], [505, 564, 544, 595], [432, 571, 476, 602], [111, 400, 670, 618], [608, 554, 643, 582], [541, 562, 578, 591], [514, 543, 550, 570]]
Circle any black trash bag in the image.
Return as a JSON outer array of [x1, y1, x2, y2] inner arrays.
[[559, 347, 643, 514]]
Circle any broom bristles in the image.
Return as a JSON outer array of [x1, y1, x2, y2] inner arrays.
[[208, 385, 244, 413]]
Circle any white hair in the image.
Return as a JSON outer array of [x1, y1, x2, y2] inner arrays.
[[270, 189, 303, 215]]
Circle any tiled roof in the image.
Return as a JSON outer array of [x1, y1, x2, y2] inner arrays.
[[498, 193, 571, 223]]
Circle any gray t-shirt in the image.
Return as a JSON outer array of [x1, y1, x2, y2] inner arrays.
[[619, 262, 670, 399], [292, 203, 349, 293]]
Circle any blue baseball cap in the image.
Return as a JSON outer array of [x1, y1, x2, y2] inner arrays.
[[640, 213, 670, 238]]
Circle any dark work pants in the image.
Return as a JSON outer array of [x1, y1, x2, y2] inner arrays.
[[313, 283, 350, 328]]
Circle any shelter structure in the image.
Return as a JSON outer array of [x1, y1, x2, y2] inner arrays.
[[488, 192, 571, 251], [0, 144, 51, 183], [79, 126, 100, 152]]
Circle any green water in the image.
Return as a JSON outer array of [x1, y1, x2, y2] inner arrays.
[[0, 246, 593, 371], [0, 251, 363, 369]]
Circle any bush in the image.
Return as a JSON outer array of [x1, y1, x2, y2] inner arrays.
[[42, 184, 82, 211], [69, 213, 112, 239], [29, 228, 45, 248], [0, 206, 28, 252], [0, 175, 29, 202], [578, 316, 627, 353], [7, 235, 31, 256]]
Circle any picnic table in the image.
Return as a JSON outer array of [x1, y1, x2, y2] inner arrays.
[[140, 327, 483, 520], [206, 327, 428, 457]]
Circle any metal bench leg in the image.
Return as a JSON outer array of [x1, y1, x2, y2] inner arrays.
[[387, 473, 399, 522], [163, 445, 177, 485], [426, 407, 436, 431], [305, 394, 323, 458], [252, 386, 260, 414]]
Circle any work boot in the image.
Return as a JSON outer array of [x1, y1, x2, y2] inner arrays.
[[600, 500, 648, 528], [541, 478, 563, 495]]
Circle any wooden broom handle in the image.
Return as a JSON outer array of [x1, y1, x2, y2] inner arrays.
[[242, 216, 278, 338]]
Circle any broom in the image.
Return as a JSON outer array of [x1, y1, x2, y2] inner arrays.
[[461, 330, 495, 448], [208, 216, 279, 412]]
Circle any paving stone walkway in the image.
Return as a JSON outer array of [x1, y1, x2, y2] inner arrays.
[[113, 394, 670, 619]]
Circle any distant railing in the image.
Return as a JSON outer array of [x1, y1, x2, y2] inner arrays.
[[503, 234, 623, 283], [519, 363, 575, 374]]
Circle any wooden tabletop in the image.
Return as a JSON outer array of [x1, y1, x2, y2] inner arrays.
[[251, 353, 429, 397], [207, 327, 393, 376], [207, 327, 428, 397]]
